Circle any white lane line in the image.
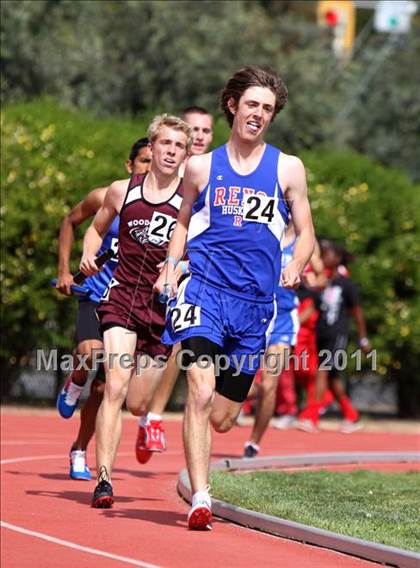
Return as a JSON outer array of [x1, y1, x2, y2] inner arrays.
[[1, 441, 64, 445], [0, 454, 66, 465], [0, 452, 135, 465], [0, 451, 180, 466], [1, 521, 161, 568]]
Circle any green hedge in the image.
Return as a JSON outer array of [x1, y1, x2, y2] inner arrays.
[[1, 100, 151, 393], [302, 149, 420, 415], [1, 100, 419, 413]]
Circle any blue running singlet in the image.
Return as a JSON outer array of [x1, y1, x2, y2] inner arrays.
[[276, 238, 299, 311], [187, 144, 289, 299], [83, 216, 119, 303]]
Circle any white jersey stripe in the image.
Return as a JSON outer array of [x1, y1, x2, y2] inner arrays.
[[125, 185, 142, 206], [187, 186, 211, 242]]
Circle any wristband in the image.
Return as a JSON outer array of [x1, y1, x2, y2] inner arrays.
[[179, 261, 188, 275], [165, 255, 178, 268], [359, 337, 369, 347]]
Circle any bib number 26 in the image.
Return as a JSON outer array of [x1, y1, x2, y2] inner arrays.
[[148, 211, 176, 244], [171, 304, 201, 332]]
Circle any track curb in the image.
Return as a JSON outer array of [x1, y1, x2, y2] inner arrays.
[[177, 451, 420, 568]]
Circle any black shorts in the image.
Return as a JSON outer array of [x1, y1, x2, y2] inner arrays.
[[181, 337, 255, 403], [76, 300, 102, 344], [317, 334, 348, 376], [75, 301, 106, 382]]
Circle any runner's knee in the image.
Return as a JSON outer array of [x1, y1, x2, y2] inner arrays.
[[187, 376, 214, 412], [104, 376, 128, 405], [259, 375, 278, 396]]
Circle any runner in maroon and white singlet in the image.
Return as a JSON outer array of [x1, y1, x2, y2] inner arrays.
[[79, 114, 192, 508]]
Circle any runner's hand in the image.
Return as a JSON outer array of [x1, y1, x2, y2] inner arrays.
[[156, 260, 188, 282], [56, 272, 74, 296], [281, 260, 301, 289], [79, 254, 100, 277], [154, 267, 178, 297]]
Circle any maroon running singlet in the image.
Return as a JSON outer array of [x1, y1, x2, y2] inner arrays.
[[97, 172, 184, 357]]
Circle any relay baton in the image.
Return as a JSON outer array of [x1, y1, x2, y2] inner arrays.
[[158, 283, 173, 304], [50, 278, 90, 298]]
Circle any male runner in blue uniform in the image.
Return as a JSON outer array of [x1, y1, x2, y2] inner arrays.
[[55, 138, 151, 479], [154, 66, 315, 530]]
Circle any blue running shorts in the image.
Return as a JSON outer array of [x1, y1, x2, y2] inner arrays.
[[268, 306, 299, 347], [162, 276, 276, 375]]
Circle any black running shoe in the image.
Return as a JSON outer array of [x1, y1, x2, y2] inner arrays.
[[243, 442, 259, 458], [92, 480, 114, 508]]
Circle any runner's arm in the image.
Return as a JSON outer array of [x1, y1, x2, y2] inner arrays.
[[282, 157, 315, 288], [80, 182, 120, 276], [352, 306, 371, 353], [57, 187, 106, 295]]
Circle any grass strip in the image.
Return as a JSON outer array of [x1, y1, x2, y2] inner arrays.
[[210, 469, 420, 551]]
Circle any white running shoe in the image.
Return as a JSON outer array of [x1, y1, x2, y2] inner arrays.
[[272, 415, 297, 430], [340, 419, 363, 434], [295, 419, 319, 433]]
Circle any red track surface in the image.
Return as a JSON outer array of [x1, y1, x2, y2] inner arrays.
[[1, 411, 419, 568]]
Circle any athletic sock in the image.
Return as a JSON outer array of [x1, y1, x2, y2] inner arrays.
[[147, 412, 162, 422], [245, 441, 260, 451], [139, 415, 148, 427], [69, 374, 85, 389], [192, 488, 211, 508]]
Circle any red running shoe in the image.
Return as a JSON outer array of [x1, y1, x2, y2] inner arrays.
[[188, 503, 212, 530], [135, 420, 166, 464], [135, 424, 152, 464], [145, 420, 166, 452]]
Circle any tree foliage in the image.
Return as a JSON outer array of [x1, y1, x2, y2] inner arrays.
[[3, 0, 418, 179]]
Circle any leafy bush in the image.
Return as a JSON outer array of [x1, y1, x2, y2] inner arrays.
[[303, 149, 420, 415], [1, 99, 151, 395]]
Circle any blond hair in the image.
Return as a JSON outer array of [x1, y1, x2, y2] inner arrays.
[[147, 114, 193, 150]]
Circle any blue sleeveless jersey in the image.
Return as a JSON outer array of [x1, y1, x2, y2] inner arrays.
[[187, 144, 289, 299], [83, 216, 119, 303], [276, 239, 298, 311]]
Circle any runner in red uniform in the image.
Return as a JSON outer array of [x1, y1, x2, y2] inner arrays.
[[79, 114, 192, 508], [296, 241, 371, 433]]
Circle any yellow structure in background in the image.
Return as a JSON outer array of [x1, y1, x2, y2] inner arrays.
[[317, 0, 356, 58]]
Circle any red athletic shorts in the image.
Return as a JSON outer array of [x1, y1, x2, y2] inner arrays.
[[96, 281, 170, 358]]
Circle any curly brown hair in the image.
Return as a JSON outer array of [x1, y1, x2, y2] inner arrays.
[[220, 66, 288, 127]]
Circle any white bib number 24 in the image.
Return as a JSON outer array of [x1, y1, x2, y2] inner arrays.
[[171, 304, 201, 332], [242, 194, 278, 224]]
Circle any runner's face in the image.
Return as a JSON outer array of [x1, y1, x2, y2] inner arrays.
[[230, 86, 276, 143], [183, 112, 213, 155], [322, 247, 340, 269], [129, 146, 152, 175], [151, 126, 188, 175]]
